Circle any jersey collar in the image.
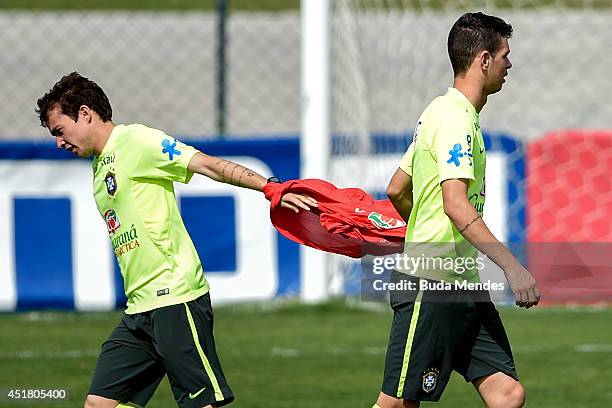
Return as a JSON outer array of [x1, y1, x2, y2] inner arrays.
[[97, 124, 124, 158], [447, 87, 478, 118]]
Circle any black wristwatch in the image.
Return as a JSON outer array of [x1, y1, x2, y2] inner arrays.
[[267, 176, 282, 184]]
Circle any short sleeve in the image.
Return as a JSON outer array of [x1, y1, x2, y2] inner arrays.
[[128, 126, 198, 183], [434, 111, 475, 183], [398, 142, 415, 176]]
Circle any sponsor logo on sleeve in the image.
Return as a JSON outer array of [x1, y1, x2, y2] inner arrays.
[[447, 136, 474, 167], [161, 138, 182, 161], [447, 143, 465, 167]]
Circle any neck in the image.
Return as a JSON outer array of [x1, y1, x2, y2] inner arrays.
[[93, 121, 116, 157], [452, 74, 487, 113]]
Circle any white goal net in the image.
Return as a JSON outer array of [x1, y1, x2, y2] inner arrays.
[[327, 0, 612, 297]]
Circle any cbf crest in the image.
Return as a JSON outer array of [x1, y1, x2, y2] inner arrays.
[[422, 368, 440, 393], [105, 171, 117, 197]]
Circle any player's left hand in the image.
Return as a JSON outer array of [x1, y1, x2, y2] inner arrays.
[[504, 264, 541, 309], [280, 193, 318, 213]]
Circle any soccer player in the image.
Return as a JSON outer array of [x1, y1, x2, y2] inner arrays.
[[36, 72, 316, 408], [375, 13, 540, 408]]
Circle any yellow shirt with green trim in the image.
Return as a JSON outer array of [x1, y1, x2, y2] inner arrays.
[[92, 124, 209, 314], [398, 88, 486, 283]]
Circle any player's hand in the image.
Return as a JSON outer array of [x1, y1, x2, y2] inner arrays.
[[504, 265, 541, 308], [280, 193, 318, 213]]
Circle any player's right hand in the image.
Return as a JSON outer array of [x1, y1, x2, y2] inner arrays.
[[280, 193, 318, 213], [504, 265, 541, 308]]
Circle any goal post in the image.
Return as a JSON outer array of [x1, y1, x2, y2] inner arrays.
[[300, 0, 332, 302]]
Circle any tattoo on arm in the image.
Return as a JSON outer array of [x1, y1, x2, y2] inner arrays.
[[237, 169, 255, 186], [230, 163, 240, 184], [217, 159, 231, 183], [214, 158, 258, 187], [459, 215, 481, 233]]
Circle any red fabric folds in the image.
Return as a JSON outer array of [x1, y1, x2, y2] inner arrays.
[[263, 179, 406, 258]]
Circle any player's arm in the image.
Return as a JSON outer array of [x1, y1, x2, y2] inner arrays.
[[441, 179, 540, 308], [386, 167, 413, 222], [187, 151, 267, 190], [187, 151, 317, 212]]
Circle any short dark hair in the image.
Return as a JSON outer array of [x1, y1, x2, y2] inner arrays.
[[448, 12, 513, 76], [36, 72, 112, 128]]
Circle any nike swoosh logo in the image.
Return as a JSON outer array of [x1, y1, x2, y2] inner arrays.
[[188, 387, 206, 399], [355, 208, 367, 213], [480, 148, 485, 153]]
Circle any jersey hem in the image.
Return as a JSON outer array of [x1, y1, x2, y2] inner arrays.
[[438, 174, 476, 183], [124, 285, 210, 314]]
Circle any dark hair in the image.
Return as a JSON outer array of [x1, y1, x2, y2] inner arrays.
[[36, 72, 112, 127], [448, 12, 513, 76]]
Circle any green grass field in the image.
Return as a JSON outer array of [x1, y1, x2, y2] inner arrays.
[[1, 301, 611, 407]]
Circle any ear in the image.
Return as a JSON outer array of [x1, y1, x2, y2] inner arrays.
[[79, 105, 93, 123], [479, 50, 492, 71]]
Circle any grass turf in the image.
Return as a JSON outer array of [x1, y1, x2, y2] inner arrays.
[[0, 301, 611, 407]]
